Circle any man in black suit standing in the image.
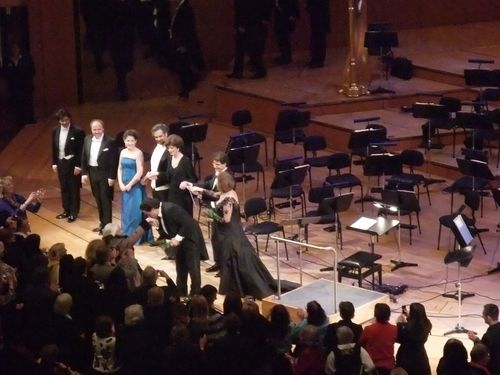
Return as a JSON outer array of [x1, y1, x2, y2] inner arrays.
[[274, 0, 299, 65], [306, 0, 330, 69], [227, 0, 273, 79], [81, 119, 118, 234], [140, 198, 208, 297], [51, 108, 85, 223]]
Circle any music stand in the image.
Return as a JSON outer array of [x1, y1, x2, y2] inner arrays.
[[375, 190, 419, 271], [273, 164, 309, 223], [464, 68, 500, 112], [273, 108, 310, 161], [228, 144, 264, 202], [455, 112, 491, 152], [364, 30, 399, 94], [170, 121, 208, 176], [443, 214, 476, 335], [347, 216, 399, 286]]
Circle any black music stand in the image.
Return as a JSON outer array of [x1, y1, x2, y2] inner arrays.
[[228, 144, 264, 202], [375, 190, 418, 271], [359, 152, 401, 204], [464, 68, 500, 112], [273, 108, 310, 161], [364, 30, 399, 94], [170, 121, 208, 177], [443, 215, 476, 335], [273, 164, 309, 223], [455, 112, 491, 152]]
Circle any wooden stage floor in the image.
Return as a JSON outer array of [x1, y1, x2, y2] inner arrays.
[[2, 21, 500, 374]]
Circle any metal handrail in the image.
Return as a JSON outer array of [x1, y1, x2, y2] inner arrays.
[[270, 235, 337, 312]]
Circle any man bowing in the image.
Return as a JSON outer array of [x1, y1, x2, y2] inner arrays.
[[140, 197, 208, 297]]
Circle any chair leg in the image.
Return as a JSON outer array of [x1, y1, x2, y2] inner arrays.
[[425, 184, 432, 206], [262, 171, 267, 199], [264, 139, 269, 166], [254, 235, 260, 256], [308, 170, 313, 188], [281, 228, 289, 260], [359, 184, 364, 212], [416, 212, 422, 234], [474, 225, 488, 254], [265, 234, 270, 252], [409, 215, 413, 245], [437, 224, 442, 250]]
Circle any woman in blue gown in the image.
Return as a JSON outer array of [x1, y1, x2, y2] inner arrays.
[[117, 129, 152, 244]]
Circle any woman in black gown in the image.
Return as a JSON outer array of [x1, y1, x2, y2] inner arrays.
[[191, 172, 275, 299], [165, 134, 197, 215], [396, 302, 432, 375]]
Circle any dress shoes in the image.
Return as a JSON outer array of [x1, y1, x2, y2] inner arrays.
[[226, 72, 243, 79], [215, 272, 220, 278], [249, 72, 267, 79], [307, 61, 324, 69], [67, 215, 77, 223], [206, 264, 219, 273], [56, 212, 69, 219], [92, 227, 103, 235]]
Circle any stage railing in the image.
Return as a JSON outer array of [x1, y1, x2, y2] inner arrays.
[[270, 235, 338, 311]]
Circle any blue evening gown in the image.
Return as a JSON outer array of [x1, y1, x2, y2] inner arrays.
[[121, 157, 152, 244]]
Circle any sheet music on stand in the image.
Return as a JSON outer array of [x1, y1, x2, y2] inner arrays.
[[350, 217, 378, 231]]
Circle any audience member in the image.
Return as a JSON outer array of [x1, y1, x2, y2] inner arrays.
[[91, 315, 120, 374], [291, 300, 329, 355], [324, 300, 363, 353], [468, 304, 500, 375], [47, 243, 67, 292], [290, 324, 327, 375], [199, 284, 226, 345], [268, 304, 293, 355], [161, 324, 205, 375], [359, 303, 397, 375], [396, 302, 432, 375], [470, 343, 492, 375], [436, 338, 474, 375], [325, 325, 375, 375]]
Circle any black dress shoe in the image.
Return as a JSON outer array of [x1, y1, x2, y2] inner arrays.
[[226, 72, 243, 79], [307, 62, 324, 69], [249, 72, 267, 79], [206, 264, 219, 273], [92, 227, 102, 233], [215, 272, 220, 278], [67, 215, 76, 223], [56, 213, 68, 219]]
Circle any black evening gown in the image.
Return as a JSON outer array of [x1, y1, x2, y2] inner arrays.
[[396, 322, 431, 375], [166, 155, 197, 215], [216, 197, 276, 300]]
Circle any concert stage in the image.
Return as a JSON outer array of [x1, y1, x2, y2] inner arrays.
[[261, 279, 389, 324]]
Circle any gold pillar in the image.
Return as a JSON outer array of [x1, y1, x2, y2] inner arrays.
[[340, 0, 368, 98]]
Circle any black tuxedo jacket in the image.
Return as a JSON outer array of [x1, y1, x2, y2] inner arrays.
[[306, 0, 331, 32], [160, 202, 208, 260], [81, 134, 118, 180], [52, 124, 85, 167], [276, 0, 300, 18], [155, 149, 171, 188]]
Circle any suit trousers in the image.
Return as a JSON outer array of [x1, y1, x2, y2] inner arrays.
[[310, 27, 327, 64], [152, 188, 169, 239], [57, 158, 81, 217], [175, 239, 201, 296], [89, 166, 113, 227]]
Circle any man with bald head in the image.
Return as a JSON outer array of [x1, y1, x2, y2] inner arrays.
[[81, 119, 118, 234]]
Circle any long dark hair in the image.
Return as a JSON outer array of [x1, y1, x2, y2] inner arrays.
[[408, 302, 432, 337]]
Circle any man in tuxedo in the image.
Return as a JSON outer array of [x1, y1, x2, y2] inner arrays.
[[194, 151, 230, 274], [51, 108, 85, 223], [81, 119, 118, 234], [144, 123, 170, 202], [306, 0, 330, 69], [274, 0, 299, 65], [140, 198, 208, 297]]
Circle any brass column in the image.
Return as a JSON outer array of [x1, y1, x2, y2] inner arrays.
[[340, 0, 368, 98]]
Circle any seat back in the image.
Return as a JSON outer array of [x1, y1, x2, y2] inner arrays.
[[332, 192, 354, 214], [327, 153, 351, 173], [303, 135, 327, 155], [244, 197, 268, 218], [464, 191, 481, 215], [308, 185, 335, 204], [399, 190, 420, 213], [231, 109, 252, 131], [401, 149, 424, 169]]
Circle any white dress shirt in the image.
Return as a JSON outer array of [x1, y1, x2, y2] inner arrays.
[[150, 144, 167, 190], [58, 126, 70, 160], [89, 136, 103, 167], [158, 203, 184, 242]]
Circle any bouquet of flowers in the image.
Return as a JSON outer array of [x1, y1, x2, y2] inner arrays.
[[202, 207, 223, 223], [156, 238, 172, 250]]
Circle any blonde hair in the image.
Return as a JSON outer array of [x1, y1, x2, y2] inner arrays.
[[147, 286, 165, 306], [47, 243, 67, 261], [0, 176, 13, 198], [54, 293, 73, 316]]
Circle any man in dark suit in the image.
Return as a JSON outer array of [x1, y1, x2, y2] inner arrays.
[[227, 0, 273, 79], [306, 0, 330, 68], [168, 0, 205, 98], [81, 119, 118, 234], [274, 0, 299, 65], [140, 198, 208, 297], [51, 108, 85, 223]]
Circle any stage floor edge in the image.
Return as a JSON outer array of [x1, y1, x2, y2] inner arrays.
[[261, 279, 389, 324]]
